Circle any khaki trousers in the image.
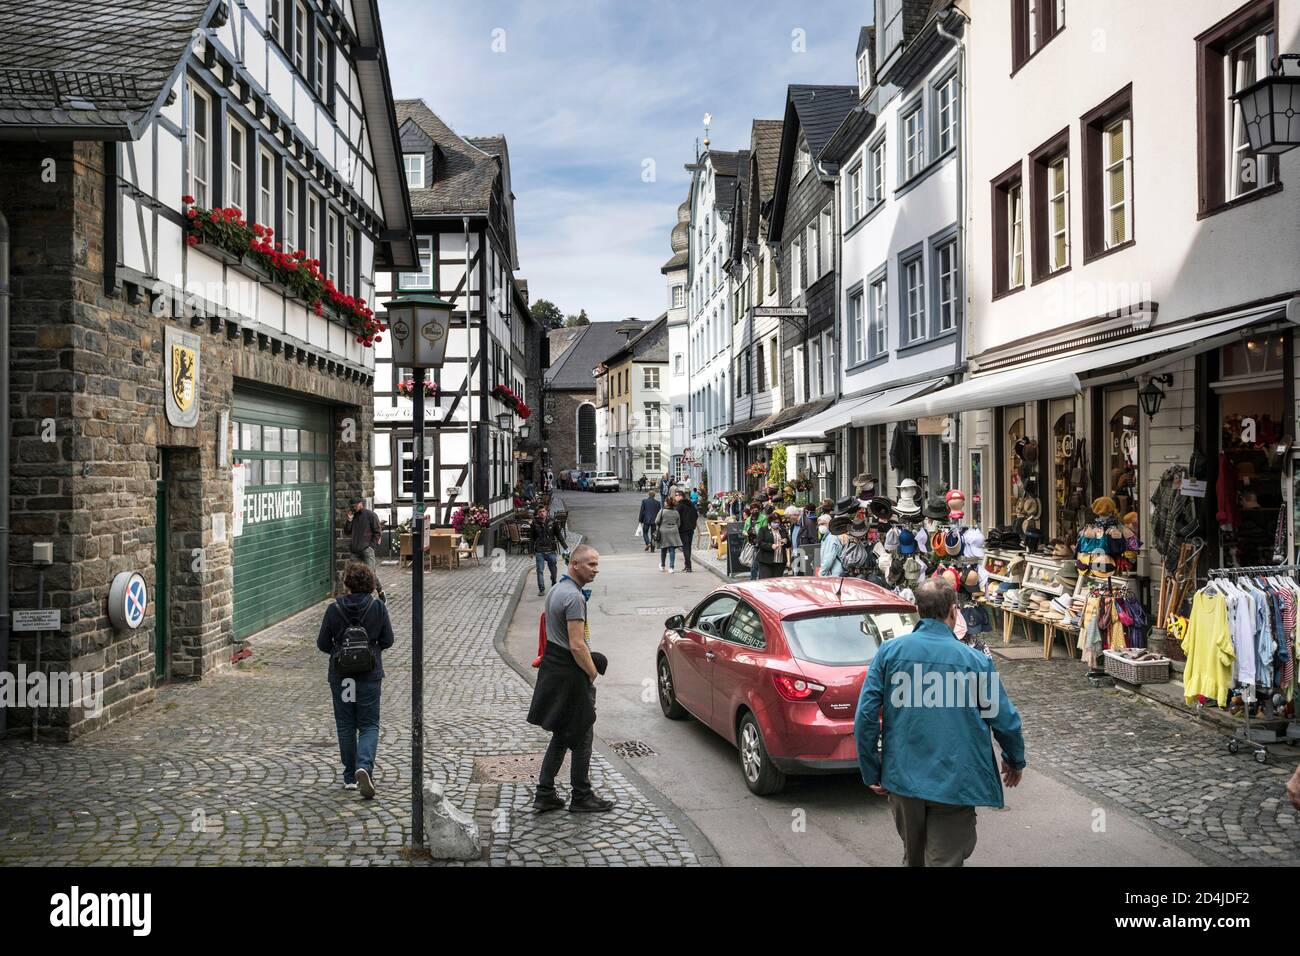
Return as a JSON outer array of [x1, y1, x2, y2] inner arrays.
[[889, 795, 978, 867]]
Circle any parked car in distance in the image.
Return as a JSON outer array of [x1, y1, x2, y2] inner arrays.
[[657, 577, 918, 795], [589, 471, 620, 492]]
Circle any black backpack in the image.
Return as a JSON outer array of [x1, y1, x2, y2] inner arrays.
[[841, 535, 876, 575], [332, 596, 376, 675]]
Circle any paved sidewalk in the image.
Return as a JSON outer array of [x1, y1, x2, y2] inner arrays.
[[0, 547, 701, 866]]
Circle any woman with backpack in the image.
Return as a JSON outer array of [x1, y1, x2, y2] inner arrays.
[[315, 561, 395, 799]]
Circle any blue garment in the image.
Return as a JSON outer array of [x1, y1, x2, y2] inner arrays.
[[535, 550, 558, 592], [329, 674, 381, 783], [639, 497, 662, 525], [316, 593, 395, 681], [660, 546, 676, 569], [819, 533, 844, 576], [854, 618, 1026, 809]]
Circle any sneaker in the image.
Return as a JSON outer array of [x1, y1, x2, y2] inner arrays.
[[378, 591, 387, 604], [355, 768, 375, 800], [667, 567, 674, 574], [538, 589, 545, 596], [568, 794, 615, 813], [532, 792, 566, 813], [344, 781, 358, 791]]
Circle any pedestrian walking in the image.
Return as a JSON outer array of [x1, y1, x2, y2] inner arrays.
[[530, 505, 567, 596], [690, 487, 700, 508], [527, 545, 614, 813], [315, 561, 395, 799], [638, 490, 662, 552], [675, 490, 698, 573], [755, 505, 789, 579], [854, 579, 1026, 867], [819, 514, 851, 576], [659, 472, 670, 499], [344, 497, 386, 602], [655, 500, 682, 573]]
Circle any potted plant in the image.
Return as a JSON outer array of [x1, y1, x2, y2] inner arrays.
[[451, 504, 491, 549], [397, 379, 438, 399]]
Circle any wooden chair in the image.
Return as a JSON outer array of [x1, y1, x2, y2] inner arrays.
[[554, 511, 568, 530], [505, 521, 523, 554], [456, 531, 481, 567], [398, 533, 413, 569], [428, 534, 455, 570]]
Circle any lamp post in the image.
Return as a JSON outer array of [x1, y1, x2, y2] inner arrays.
[[381, 292, 452, 851]]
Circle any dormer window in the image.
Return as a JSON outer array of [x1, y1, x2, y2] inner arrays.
[[403, 153, 425, 188], [877, 0, 904, 69], [794, 140, 812, 182], [858, 50, 870, 96]]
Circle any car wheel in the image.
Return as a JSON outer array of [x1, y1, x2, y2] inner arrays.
[[657, 655, 687, 720], [738, 712, 786, 796]]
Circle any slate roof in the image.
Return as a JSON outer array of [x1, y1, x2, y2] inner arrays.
[[789, 85, 859, 159], [603, 313, 668, 365], [750, 120, 784, 204], [716, 149, 748, 221], [396, 99, 501, 217], [544, 320, 648, 390], [0, 0, 212, 136]]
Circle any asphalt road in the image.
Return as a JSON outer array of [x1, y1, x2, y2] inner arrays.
[[504, 488, 1201, 866]]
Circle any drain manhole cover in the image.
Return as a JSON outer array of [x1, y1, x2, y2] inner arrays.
[[471, 753, 547, 783], [609, 740, 657, 759]]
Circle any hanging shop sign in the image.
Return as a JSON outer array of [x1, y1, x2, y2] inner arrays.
[[917, 415, 949, 437], [108, 571, 149, 631], [164, 326, 201, 427]]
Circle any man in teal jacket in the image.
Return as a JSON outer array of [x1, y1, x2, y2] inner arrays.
[[854, 578, 1026, 866]]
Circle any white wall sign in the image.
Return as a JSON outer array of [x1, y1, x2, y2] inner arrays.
[[13, 608, 60, 631]]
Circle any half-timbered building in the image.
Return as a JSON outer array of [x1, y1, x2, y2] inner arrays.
[[370, 99, 540, 534], [0, 0, 415, 738]]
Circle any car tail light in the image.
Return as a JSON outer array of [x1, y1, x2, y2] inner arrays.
[[772, 673, 826, 702]]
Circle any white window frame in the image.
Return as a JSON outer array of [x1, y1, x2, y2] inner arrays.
[[806, 221, 819, 281], [904, 258, 925, 343], [869, 137, 886, 207], [672, 285, 684, 309], [849, 161, 864, 222], [293, 1, 309, 73], [1009, 182, 1025, 286], [326, 210, 339, 281], [187, 82, 212, 208], [768, 335, 779, 389], [858, 51, 870, 96], [791, 238, 803, 297], [307, 192, 321, 262], [402, 153, 424, 190], [903, 105, 925, 180], [794, 141, 812, 182], [870, 277, 888, 358], [1048, 155, 1069, 271], [1226, 31, 1276, 200], [314, 33, 328, 99], [820, 207, 833, 278], [644, 402, 660, 429], [936, 73, 958, 155], [284, 171, 299, 250], [398, 439, 435, 497], [822, 331, 835, 396], [258, 145, 275, 227], [343, 226, 354, 295], [227, 118, 246, 212], [1102, 116, 1132, 249], [793, 345, 806, 404], [644, 366, 660, 390], [268, 0, 284, 45], [936, 240, 958, 334], [809, 339, 822, 399]]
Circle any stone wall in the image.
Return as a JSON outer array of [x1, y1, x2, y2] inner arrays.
[[1, 140, 373, 740], [545, 389, 594, 473]]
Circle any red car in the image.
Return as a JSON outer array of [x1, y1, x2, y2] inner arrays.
[[657, 577, 917, 795]]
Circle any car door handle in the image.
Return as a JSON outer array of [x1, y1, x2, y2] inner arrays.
[[705, 651, 715, 661]]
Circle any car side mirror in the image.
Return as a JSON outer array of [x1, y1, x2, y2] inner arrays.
[[665, 614, 685, 631]]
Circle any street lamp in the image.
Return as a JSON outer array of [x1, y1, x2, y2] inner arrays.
[[496, 412, 512, 431], [1231, 54, 1300, 155], [380, 292, 452, 854], [519, 423, 531, 441], [1138, 374, 1173, 420]]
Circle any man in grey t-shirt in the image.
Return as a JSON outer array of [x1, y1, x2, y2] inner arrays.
[[531, 544, 613, 814]]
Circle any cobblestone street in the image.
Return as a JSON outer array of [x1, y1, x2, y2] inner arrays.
[[0, 549, 704, 866], [992, 653, 1300, 866]]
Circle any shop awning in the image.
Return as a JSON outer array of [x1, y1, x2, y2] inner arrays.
[[756, 379, 945, 446], [865, 309, 1281, 424]]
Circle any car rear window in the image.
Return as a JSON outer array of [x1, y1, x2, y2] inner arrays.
[[782, 609, 919, 666]]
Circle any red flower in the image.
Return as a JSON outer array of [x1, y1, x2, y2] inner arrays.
[[182, 194, 195, 205], [253, 224, 264, 237], [187, 208, 198, 219], [186, 235, 199, 246]]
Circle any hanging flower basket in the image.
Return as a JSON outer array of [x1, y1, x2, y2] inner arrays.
[[397, 379, 438, 399], [181, 196, 385, 347], [491, 384, 532, 419]]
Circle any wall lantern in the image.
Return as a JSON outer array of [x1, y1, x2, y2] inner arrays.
[[1138, 374, 1174, 420], [383, 293, 453, 369], [519, 423, 531, 441], [496, 413, 513, 431], [1231, 54, 1300, 155]]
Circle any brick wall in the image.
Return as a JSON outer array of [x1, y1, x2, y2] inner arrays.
[[545, 389, 595, 472], [1, 140, 373, 740]]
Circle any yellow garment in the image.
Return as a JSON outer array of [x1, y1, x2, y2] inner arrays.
[[1181, 591, 1235, 706]]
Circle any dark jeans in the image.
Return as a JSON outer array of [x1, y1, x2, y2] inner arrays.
[[681, 532, 694, 570], [758, 561, 784, 579], [535, 550, 558, 591], [749, 551, 761, 580], [329, 676, 382, 784], [538, 724, 594, 801], [642, 524, 653, 547]]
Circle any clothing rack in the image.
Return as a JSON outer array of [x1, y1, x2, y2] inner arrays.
[[1084, 577, 1132, 686], [1200, 563, 1300, 763]]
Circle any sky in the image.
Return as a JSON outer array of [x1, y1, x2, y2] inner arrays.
[[380, 0, 870, 323]]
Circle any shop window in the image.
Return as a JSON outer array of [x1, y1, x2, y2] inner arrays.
[[1103, 389, 1139, 517], [1050, 399, 1079, 542], [1220, 382, 1285, 568], [1220, 331, 1284, 379], [969, 448, 984, 528], [1003, 406, 1027, 523]]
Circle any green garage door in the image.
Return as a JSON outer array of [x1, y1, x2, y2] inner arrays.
[[232, 388, 333, 639]]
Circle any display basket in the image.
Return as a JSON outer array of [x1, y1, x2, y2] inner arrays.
[[1102, 649, 1171, 684]]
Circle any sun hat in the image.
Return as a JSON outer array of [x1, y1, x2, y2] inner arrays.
[[834, 495, 859, 516], [884, 527, 901, 551], [867, 496, 894, 521], [828, 514, 853, 535], [898, 529, 919, 555], [943, 527, 964, 557], [930, 529, 948, 558], [963, 527, 986, 558], [923, 496, 949, 520], [903, 556, 924, 586]]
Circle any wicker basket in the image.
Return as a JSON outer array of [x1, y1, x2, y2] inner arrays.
[[1103, 650, 1171, 684]]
